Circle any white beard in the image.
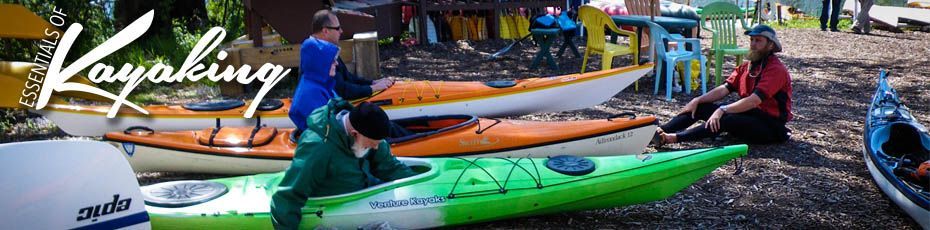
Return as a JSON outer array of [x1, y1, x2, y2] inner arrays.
[[351, 143, 371, 158]]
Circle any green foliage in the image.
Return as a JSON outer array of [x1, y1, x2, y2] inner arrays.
[[206, 0, 246, 43], [378, 37, 395, 46], [127, 93, 159, 104], [0, 0, 114, 62], [764, 18, 853, 30], [875, 0, 908, 6], [377, 31, 415, 46], [0, 109, 15, 135]]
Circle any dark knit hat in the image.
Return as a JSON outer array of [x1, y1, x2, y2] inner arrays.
[[348, 102, 391, 140]]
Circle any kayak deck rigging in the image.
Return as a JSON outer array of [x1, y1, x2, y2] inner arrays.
[[444, 147, 725, 199]]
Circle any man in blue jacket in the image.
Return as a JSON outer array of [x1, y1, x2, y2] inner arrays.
[[288, 23, 340, 131], [309, 10, 394, 100]]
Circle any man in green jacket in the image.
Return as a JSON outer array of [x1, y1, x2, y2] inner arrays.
[[270, 99, 416, 229]]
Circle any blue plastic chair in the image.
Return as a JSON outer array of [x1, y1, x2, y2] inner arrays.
[[645, 20, 707, 101]]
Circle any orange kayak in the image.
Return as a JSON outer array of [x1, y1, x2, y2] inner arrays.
[[38, 64, 653, 136], [104, 114, 657, 174]]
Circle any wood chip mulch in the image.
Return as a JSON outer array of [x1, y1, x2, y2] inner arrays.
[[378, 28, 929, 229], [2, 26, 927, 229]]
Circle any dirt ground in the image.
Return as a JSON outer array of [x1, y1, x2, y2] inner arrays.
[[376, 28, 930, 228], [2, 27, 928, 228]]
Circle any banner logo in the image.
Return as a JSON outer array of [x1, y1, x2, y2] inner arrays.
[[22, 10, 290, 118]]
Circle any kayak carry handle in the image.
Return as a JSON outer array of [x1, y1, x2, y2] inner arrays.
[[123, 126, 154, 135], [209, 118, 223, 147], [247, 116, 263, 149], [607, 112, 637, 121]]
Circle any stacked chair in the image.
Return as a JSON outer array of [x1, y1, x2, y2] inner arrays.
[[700, 1, 751, 86]]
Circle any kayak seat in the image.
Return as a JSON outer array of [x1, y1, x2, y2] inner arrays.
[[485, 80, 517, 88], [256, 99, 284, 111], [198, 126, 277, 147], [142, 180, 228, 207], [384, 122, 415, 144], [389, 121, 414, 138], [182, 99, 245, 111]]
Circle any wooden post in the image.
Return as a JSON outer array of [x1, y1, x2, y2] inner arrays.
[[650, 0, 655, 21], [418, 3, 429, 43], [490, 9, 500, 39], [777, 4, 783, 25], [218, 47, 244, 97], [244, 2, 264, 48], [338, 39, 356, 74], [353, 32, 380, 80]]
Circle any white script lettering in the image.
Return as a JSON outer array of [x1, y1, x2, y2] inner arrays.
[[36, 10, 290, 118]]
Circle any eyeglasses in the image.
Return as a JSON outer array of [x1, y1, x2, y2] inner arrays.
[[324, 25, 342, 31]]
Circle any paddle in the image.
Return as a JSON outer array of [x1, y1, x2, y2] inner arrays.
[[0, 4, 63, 39], [0, 140, 150, 229], [487, 34, 532, 60]]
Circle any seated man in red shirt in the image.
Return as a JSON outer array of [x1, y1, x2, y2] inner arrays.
[[654, 24, 792, 145]]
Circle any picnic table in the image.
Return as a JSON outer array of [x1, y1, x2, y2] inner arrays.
[[611, 15, 698, 63]]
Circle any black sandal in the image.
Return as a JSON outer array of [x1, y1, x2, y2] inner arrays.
[[651, 131, 667, 147]]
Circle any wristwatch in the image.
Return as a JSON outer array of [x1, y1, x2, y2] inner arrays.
[[719, 104, 729, 114]]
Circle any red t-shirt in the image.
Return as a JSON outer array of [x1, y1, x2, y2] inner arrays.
[[724, 55, 793, 122]]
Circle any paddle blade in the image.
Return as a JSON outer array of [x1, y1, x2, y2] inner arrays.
[[489, 42, 518, 59], [0, 61, 99, 86], [488, 34, 532, 60], [0, 4, 63, 39]]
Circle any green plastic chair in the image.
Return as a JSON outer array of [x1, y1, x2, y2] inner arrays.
[[700, 1, 751, 86]]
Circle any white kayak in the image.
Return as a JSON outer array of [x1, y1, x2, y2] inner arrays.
[[32, 64, 653, 136]]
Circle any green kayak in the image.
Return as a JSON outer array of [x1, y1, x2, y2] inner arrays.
[[143, 145, 747, 229]]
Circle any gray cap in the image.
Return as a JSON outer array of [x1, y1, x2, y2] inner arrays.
[[744, 24, 782, 53]]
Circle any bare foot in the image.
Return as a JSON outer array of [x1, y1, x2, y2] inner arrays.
[[661, 133, 678, 144]]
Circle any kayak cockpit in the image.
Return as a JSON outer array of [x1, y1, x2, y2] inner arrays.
[[288, 115, 477, 144], [871, 122, 930, 160], [869, 122, 930, 199], [142, 159, 437, 209], [306, 158, 438, 205], [387, 115, 477, 144]]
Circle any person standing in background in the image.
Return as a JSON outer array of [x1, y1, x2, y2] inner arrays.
[[820, 0, 841, 32], [851, 0, 873, 34]]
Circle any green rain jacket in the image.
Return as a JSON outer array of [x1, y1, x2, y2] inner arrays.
[[270, 99, 415, 229]]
